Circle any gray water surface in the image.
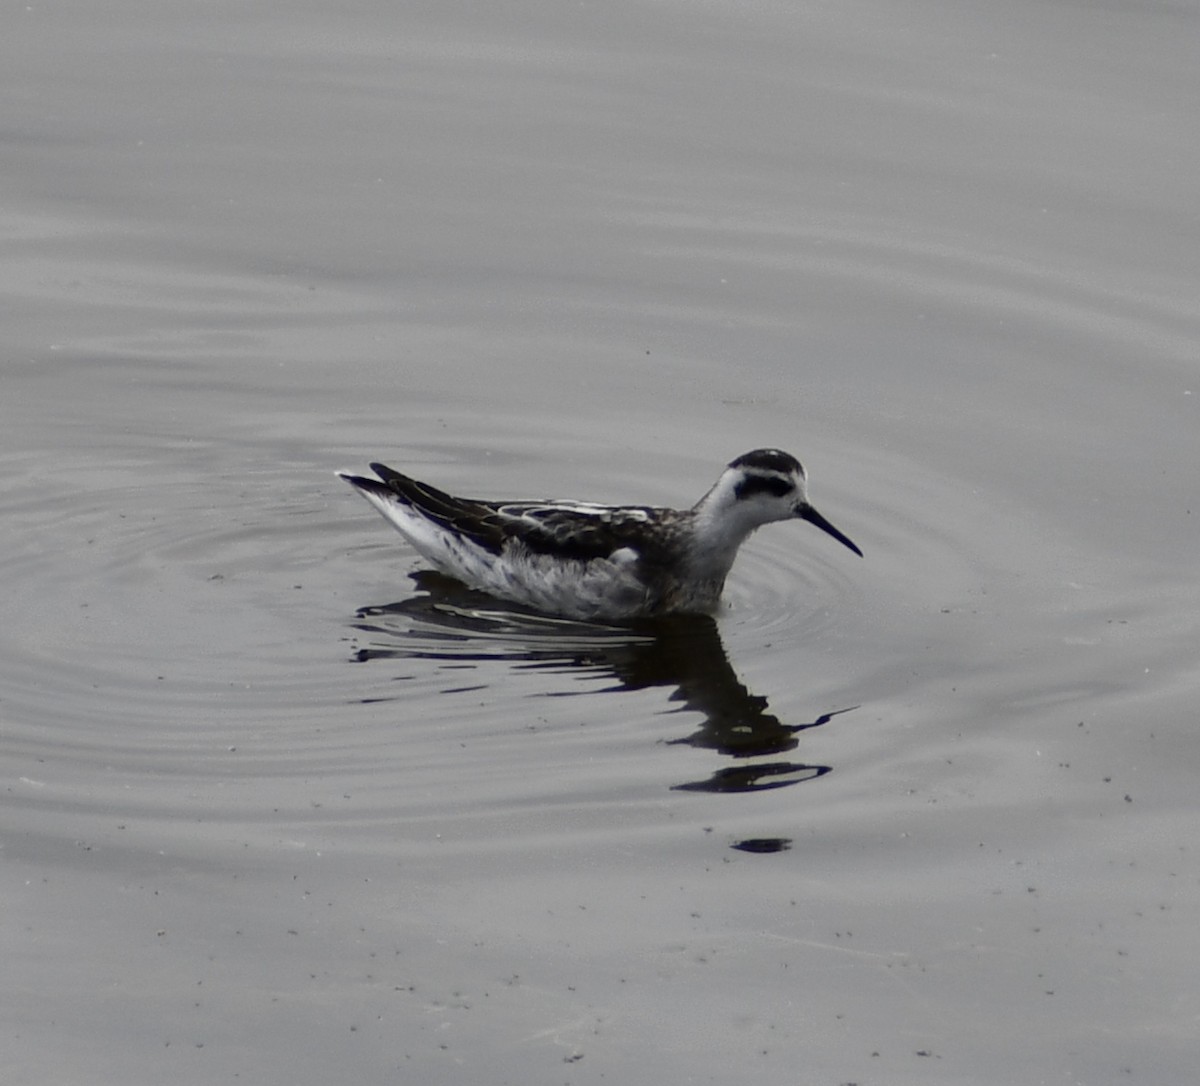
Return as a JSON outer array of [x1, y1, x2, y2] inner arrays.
[[4, 2, 1199, 1084]]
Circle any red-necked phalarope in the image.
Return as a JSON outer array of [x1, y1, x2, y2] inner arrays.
[[338, 448, 861, 621]]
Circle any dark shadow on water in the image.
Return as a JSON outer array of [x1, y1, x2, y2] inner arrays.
[[670, 762, 830, 793], [731, 837, 793, 854], [349, 572, 856, 820]]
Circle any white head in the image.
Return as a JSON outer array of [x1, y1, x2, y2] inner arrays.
[[694, 448, 862, 557]]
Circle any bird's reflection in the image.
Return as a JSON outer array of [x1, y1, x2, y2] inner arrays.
[[349, 571, 854, 796]]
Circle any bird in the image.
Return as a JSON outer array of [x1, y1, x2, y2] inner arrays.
[[337, 448, 861, 622]]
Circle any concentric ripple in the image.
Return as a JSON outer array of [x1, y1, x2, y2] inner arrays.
[[1, 418, 1006, 842]]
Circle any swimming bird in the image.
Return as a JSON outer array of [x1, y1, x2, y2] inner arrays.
[[338, 448, 861, 622]]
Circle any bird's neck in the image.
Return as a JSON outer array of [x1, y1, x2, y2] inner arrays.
[[686, 499, 761, 578]]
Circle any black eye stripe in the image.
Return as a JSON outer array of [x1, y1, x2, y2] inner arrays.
[[734, 474, 795, 500]]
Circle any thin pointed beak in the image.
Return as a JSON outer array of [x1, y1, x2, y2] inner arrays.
[[797, 503, 863, 557]]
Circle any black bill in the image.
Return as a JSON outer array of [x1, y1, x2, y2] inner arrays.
[[797, 504, 863, 557]]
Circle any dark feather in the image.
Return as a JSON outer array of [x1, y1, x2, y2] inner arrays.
[[364, 463, 685, 565], [366, 463, 509, 555], [497, 504, 683, 564]]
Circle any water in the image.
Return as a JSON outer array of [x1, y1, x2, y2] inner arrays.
[[3, 2, 1198, 1083]]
